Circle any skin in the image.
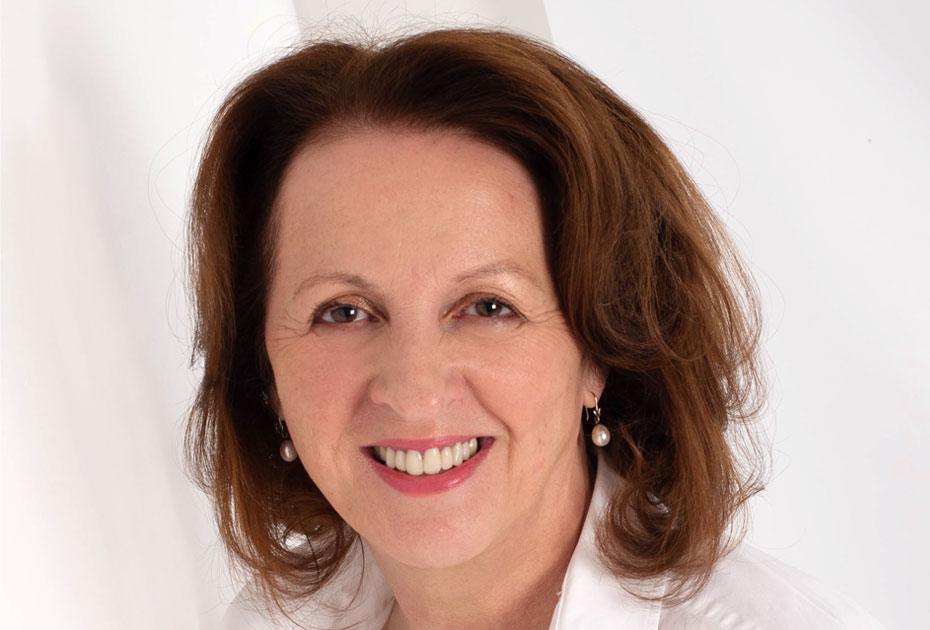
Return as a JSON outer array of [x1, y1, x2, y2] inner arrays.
[[265, 128, 604, 630]]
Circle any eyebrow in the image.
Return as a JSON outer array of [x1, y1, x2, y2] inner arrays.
[[291, 260, 543, 300], [452, 261, 543, 290], [292, 272, 376, 300]]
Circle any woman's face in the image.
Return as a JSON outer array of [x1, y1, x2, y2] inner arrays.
[[265, 129, 601, 570]]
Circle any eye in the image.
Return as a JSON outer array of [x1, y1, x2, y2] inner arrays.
[[316, 304, 372, 324], [464, 298, 514, 318]]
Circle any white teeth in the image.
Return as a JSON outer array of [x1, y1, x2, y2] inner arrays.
[[406, 450, 423, 475], [375, 439, 482, 476], [423, 448, 441, 474]]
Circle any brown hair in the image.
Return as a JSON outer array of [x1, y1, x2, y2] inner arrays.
[[186, 28, 766, 608]]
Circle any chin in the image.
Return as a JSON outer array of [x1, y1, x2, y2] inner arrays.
[[365, 508, 499, 570]]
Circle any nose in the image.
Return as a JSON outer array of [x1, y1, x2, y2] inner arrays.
[[368, 328, 456, 422]]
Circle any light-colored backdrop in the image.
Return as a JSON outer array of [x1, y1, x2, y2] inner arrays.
[[2, 1, 926, 628]]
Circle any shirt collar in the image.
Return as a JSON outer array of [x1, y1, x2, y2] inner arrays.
[[548, 453, 665, 630]]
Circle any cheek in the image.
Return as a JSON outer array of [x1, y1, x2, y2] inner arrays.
[[272, 341, 370, 453], [461, 329, 585, 441]]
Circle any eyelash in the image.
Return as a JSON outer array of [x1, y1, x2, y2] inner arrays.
[[310, 294, 521, 326], [311, 299, 376, 325], [461, 297, 516, 319]]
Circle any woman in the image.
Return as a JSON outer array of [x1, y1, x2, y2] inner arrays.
[[187, 28, 883, 629]]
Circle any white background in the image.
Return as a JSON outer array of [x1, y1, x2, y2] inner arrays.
[[2, 1, 927, 628]]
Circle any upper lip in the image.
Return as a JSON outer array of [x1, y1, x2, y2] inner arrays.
[[366, 436, 484, 451]]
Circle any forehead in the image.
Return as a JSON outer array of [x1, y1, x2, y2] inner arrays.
[[273, 129, 548, 283]]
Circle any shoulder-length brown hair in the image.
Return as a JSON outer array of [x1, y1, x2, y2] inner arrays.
[[187, 27, 766, 607]]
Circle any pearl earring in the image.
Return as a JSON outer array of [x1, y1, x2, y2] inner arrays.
[[277, 417, 298, 463], [262, 391, 298, 463], [588, 396, 610, 447]]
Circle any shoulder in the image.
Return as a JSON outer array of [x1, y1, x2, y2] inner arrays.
[[218, 539, 393, 630], [658, 546, 885, 630], [219, 580, 379, 630], [218, 582, 299, 630]]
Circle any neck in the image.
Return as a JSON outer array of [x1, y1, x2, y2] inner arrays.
[[376, 448, 593, 630]]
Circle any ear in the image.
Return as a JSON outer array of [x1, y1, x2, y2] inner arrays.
[[581, 358, 608, 408]]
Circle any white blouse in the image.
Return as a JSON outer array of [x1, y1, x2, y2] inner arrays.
[[222, 458, 886, 629]]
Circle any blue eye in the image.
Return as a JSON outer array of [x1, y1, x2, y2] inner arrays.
[[319, 304, 371, 323], [465, 298, 514, 318]]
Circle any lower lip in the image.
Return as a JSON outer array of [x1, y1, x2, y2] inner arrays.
[[368, 439, 493, 496]]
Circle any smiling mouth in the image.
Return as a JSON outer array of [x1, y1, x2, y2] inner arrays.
[[371, 438, 487, 476]]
